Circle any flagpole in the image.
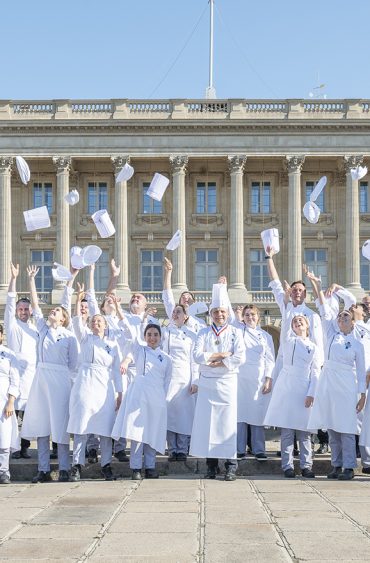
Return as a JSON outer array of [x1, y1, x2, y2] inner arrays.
[[205, 0, 217, 99]]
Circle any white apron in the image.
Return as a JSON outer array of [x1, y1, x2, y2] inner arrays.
[[189, 374, 237, 459], [0, 375, 19, 451], [308, 360, 358, 434], [360, 395, 370, 446], [16, 363, 36, 411], [21, 362, 72, 444]]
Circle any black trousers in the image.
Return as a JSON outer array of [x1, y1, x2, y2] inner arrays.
[[15, 410, 30, 450], [318, 429, 329, 446], [206, 457, 238, 473]]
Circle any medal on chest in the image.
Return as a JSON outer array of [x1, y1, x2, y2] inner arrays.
[[211, 322, 228, 345]]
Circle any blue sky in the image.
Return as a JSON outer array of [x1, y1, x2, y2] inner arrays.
[[1, 0, 369, 100]]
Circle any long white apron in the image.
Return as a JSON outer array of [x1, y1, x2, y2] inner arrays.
[[263, 366, 313, 431], [16, 363, 36, 411], [237, 360, 271, 426], [189, 374, 237, 459], [308, 360, 358, 434], [0, 375, 19, 451], [67, 364, 116, 437], [21, 362, 72, 444]]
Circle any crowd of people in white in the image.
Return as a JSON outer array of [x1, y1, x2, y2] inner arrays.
[[1, 245, 370, 484]]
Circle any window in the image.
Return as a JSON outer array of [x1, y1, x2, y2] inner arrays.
[[304, 249, 328, 289], [361, 252, 370, 290], [194, 249, 219, 290], [360, 182, 369, 213], [93, 250, 110, 292], [88, 182, 108, 214], [31, 250, 53, 292], [305, 181, 325, 211], [142, 183, 162, 214], [141, 250, 163, 291], [251, 182, 271, 214], [33, 183, 53, 212], [196, 182, 216, 213], [250, 249, 270, 290]]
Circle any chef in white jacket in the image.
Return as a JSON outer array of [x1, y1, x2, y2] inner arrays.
[[189, 284, 245, 481], [162, 304, 199, 462], [5, 262, 38, 459], [0, 324, 20, 484], [21, 266, 79, 484], [307, 272, 366, 480], [234, 305, 275, 460], [68, 284, 124, 482]]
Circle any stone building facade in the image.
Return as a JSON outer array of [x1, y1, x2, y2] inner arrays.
[[0, 98, 370, 324]]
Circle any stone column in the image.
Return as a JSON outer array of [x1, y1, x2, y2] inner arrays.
[[0, 157, 13, 298], [344, 155, 364, 295], [52, 156, 71, 294], [111, 155, 131, 303], [228, 155, 248, 303], [169, 155, 188, 293], [286, 155, 305, 282]]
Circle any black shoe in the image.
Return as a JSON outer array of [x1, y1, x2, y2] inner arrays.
[[293, 448, 300, 457], [101, 463, 115, 481], [338, 468, 354, 481], [327, 466, 342, 479], [87, 448, 98, 464], [255, 453, 268, 461], [168, 452, 177, 462], [131, 469, 142, 481], [50, 447, 58, 460], [301, 468, 315, 478], [284, 468, 296, 479], [224, 471, 236, 482], [145, 468, 159, 479], [316, 443, 329, 454], [32, 471, 52, 484], [237, 452, 247, 459], [0, 473, 10, 484], [12, 450, 21, 459], [176, 453, 187, 462], [70, 465, 81, 482], [58, 470, 69, 482], [362, 467, 370, 475], [276, 450, 281, 457], [114, 450, 129, 462], [20, 447, 31, 459], [204, 467, 217, 479]]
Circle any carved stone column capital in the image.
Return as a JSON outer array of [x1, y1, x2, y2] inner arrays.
[[344, 154, 364, 174], [286, 155, 305, 174], [111, 155, 131, 174], [170, 155, 188, 174], [228, 155, 247, 174], [52, 156, 71, 174], [0, 157, 13, 174]]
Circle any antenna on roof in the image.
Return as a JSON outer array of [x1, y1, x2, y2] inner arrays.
[[205, 0, 217, 99]]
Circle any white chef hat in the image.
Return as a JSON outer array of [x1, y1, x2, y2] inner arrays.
[[209, 283, 231, 312], [351, 166, 368, 181], [16, 156, 31, 185], [70, 246, 84, 270], [261, 228, 280, 254], [23, 206, 50, 231], [166, 230, 182, 251], [91, 209, 116, 238], [116, 162, 134, 183], [303, 201, 320, 224], [362, 240, 370, 261], [52, 263, 73, 282], [82, 245, 102, 266], [146, 173, 170, 202], [309, 176, 327, 202], [64, 189, 79, 206], [188, 301, 209, 317]]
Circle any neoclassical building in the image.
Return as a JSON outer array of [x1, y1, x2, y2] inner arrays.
[[0, 98, 370, 322]]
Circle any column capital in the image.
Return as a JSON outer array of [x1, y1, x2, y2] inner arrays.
[[52, 156, 71, 174], [0, 156, 13, 174], [111, 155, 131, 174], [344, 154, 364, 174], [169, 155, 188, 174], [228, 155, 247, 174], [286, 155, 305, 174]]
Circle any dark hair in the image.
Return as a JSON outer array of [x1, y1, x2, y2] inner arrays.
[[81, 298, 88, 304], [16, 297, 31, 307], [0, 324, 3, 335], [242, 304, 260, 318], [144, 323, 161, 337], [291, 280, 306, 288], [174, 304, 187, 315], [180, 290, 195, 301]]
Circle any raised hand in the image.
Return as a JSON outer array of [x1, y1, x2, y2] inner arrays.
[[164, 257, 173, 272], [76, 282, 85, 301], [10, 262, 19, 279], [110, 258, 120, 277], [26, 265, 39, 278]]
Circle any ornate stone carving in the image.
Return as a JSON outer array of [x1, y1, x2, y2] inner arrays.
[[333, 168, 346, 185], [69, 170, 80, 188], [285, 155, 305, 173], [111, 155, 131, 174], [170, 155, 188, 174], [343, 154, 364, 174], [0, 157, 13, 174], [52, 156, 71, 173], [228, 155, 247, 174]]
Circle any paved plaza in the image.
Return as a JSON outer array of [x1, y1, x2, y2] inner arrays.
[[1, 475, 370, 562]]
